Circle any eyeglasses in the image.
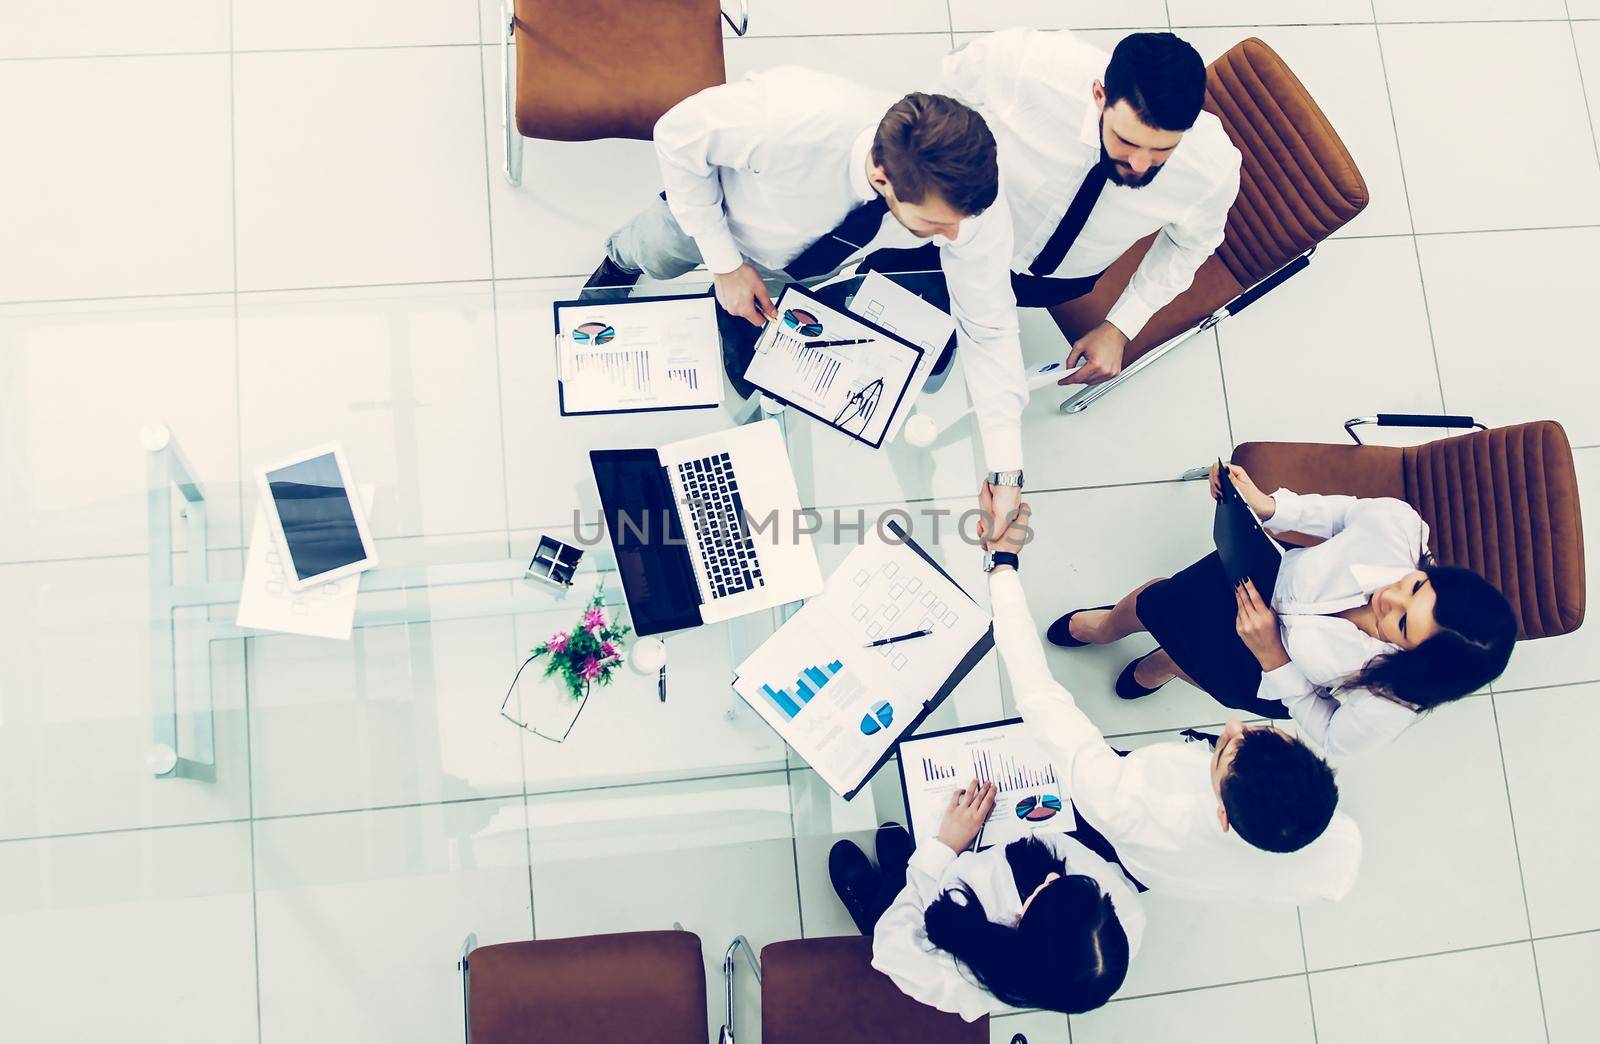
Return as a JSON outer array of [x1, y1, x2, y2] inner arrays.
[[499, 653, 591, 744]]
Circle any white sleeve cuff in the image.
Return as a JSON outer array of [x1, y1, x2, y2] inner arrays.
[[694, 229, 744, 276], [978, 424, 1024, 474], [1106, 290, 1157, 342], [1264, 488, 1302, 534], [909, 839, 960, 877], [1259, 660, 1314, 704]]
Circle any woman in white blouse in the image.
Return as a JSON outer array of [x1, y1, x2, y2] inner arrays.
[[862, 781, 1145, 1019], [1048, 463, 1517, 759]]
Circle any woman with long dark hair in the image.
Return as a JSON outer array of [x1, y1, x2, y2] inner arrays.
[[840, 781, 1144, 1019], [1050, 463, 1519, 759]]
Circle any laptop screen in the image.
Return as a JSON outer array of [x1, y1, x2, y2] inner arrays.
[[590, 449, 704, 636]]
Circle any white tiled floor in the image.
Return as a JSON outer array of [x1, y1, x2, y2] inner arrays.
[[2, 3, 1598, 1043]]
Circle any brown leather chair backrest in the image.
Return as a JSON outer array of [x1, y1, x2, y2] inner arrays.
[[761, 936, 987, 1044], [1233, 422, 1586, 641], [1052, 38, 1369, 365], [514, 0, 727, 141], [1403, 421, 1586, 640], [467, 930, 708, 1043]]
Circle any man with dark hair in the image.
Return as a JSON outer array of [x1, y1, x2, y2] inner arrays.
[[982, 504, 1362, 904], [1218, 726, 1340, 854], [587, 70, 1029, 528], [937, 28, 1242, 389]]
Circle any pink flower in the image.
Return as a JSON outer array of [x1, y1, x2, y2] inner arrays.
[[578, 656, 603, 682], [600, 641, 617, 659], [546, 631, 569, 653], [582, 606, 608, 631]]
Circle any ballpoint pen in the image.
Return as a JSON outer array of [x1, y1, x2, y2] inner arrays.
[[806, 337, 874, 348], [658, 664, 667, 702], [863, 627, 934, 648]]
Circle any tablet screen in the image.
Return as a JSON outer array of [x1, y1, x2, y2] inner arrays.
[[265, 452, 367, 582]]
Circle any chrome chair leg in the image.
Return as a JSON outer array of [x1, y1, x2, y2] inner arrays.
[[501, 1, 523, 186], [718, 935, 761, 1044]]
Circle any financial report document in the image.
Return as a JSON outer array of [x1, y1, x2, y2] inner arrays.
[[743, 285, 921, 447], [898, 719, 1073, 851], [555, 294, 722, 414], [733, 527, 991, 796]]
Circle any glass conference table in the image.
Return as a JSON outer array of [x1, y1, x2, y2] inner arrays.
[[0, 271, 1010, 848]]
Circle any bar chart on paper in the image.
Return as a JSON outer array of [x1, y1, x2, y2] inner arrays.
[[900, 720, 1072, 848], [758, 659, 844, 721]]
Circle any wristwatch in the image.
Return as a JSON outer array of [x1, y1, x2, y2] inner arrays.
[[987, 469, 1024, 488], [983, 549, 1020, 573]]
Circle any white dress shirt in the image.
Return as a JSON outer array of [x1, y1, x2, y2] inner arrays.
[[870, 833, 1146, 1021], [991, 570, 1363, 904], [939, 28, 1242, 340], [652, 66, 1028, 471], [1256, 490, 1430, 760]]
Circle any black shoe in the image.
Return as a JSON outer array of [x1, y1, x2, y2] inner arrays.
[[716, 308, 762, 401], [1046, 605, 1113, 648], [829, 840, 882, 936], [1115, 651, 1171, 701], [875, 823, 914, 891], [579, 256, 641, 301]]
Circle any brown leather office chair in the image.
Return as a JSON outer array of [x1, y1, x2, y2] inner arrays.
[[1052, 38, 1369, 413], [460, 930, 709, 1043], [1230, 416, 1586, 641], [761, 937, 988, 1044], [499, 0, 746, 185]]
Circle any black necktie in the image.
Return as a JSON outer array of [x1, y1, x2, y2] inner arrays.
[[784, 195, 890, 280], [1029, 163, 1109, 276]]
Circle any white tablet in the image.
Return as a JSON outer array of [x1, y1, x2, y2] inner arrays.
[[255, 443, 378, 591]]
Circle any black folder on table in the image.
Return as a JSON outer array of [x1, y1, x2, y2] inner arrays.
[[1214, 459, 1286, 595]]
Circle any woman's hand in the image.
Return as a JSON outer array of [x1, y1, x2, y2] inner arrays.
[[1235, 579, 1290, 672], [1210, 462, 1276, 521], [936, 779, 997, 853]]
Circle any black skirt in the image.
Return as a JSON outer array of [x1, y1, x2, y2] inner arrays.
[[1135, 551, 1291, 720]]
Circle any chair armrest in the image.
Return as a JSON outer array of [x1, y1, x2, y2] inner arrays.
[[1344, 414, 1488, 445]]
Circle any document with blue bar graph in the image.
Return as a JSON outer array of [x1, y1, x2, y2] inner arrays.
[[732, 522, 993, 798]]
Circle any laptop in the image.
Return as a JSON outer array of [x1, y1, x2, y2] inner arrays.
[[590, 419, 824, 636]]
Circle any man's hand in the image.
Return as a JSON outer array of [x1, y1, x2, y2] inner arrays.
[[979, 500, 1031, 562], [936, 779, 997, 853], [712, 264, 777, 327], [1059, 320, 1129, 386], [977, 480, 1023, 550], [1235, 579, 1290, 672], [1210, 462, 1276, 521]]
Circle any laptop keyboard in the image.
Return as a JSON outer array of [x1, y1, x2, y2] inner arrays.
[[676, 452, 765, 599]]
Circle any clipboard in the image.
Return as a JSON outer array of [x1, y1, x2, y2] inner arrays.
[[1214, 459, 1286, 595], [847, 524, 995, 799], [896, 717, 1076, 849], [743, 283, 925, 449], [552, 289, 723, 416], [731, 519, 994, 801]]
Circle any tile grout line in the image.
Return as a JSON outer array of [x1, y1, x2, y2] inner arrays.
[[1368, 5, 1451, 417], [1294, 906, 1322, 1044], [478, 10, 538, 941], [1489, 692, 1554, 1044], [1564, 0, 1600, 179], [224, 5, 265, 1039], [14, 218, 1600, 309]]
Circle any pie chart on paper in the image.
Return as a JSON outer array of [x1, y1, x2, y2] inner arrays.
[[782, 308, 824, 338], [860, 701, 894, 736], [1014, 793, 1063, 822], [572, 321, 616, 345]]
